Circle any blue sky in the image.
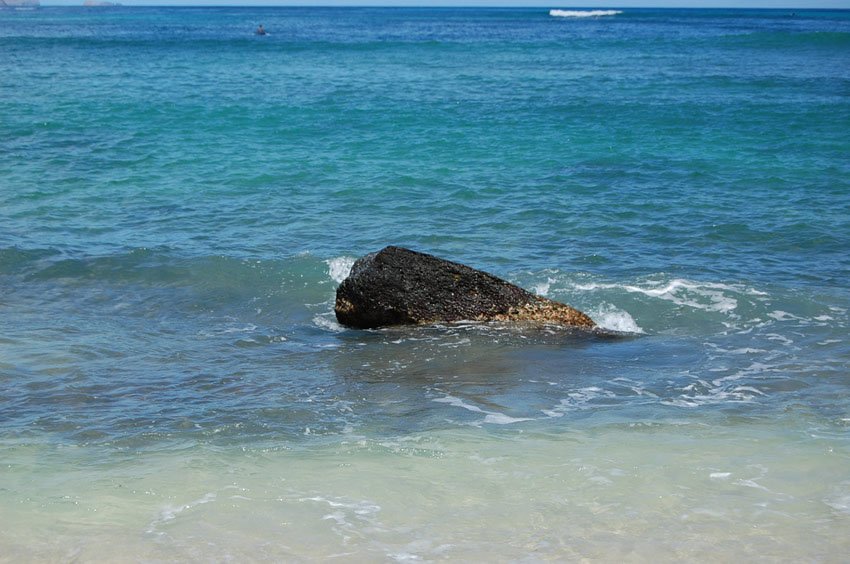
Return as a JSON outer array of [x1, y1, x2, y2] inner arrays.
[[41, 0, 850, 7]]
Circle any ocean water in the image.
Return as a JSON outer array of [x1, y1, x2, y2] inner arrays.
[[2, 6, 850, 561]]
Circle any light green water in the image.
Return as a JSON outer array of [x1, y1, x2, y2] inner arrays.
[[3, 416, 849, 561]]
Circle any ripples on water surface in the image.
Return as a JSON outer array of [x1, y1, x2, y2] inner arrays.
[[1, 6, 849, 561]]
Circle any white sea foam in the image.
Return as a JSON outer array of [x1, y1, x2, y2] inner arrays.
[[327, 256, 356, 284], [590, 303, 644, 334], [732, 385, 765, 396], [532, 278, 552, 297], [575, 279, 743, 314], [300, 495, 383, 542], [768, 310, 800, 321], [550, 9, 622, 18], [706, 345, 768, 355], [146, 492, 217, 535], [765, 333, 794, 346], [735, 478, 771, 492], [664, 385, 763, 409], [662, 363, 776, 408], [711, 362, 772, 386], [433, 395, 532, 425], [313, 313, 345, 332], [611, 377, 659, 398], [542, 387, 616, 417], [434, 395, 486, 413], [221, 324, 257, 334], [766, 311, 833, 325], [302, 496, 381, 516], [483, 412, 532, 425], [824, 484, 850, 515]]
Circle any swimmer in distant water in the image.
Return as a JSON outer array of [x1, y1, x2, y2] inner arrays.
[[256, 24, 266, 36]]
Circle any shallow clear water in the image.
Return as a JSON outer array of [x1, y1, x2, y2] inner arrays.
[[1, 6, 849, 561]]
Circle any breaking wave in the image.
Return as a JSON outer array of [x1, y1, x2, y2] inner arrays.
[[326, 256, 356, 284], [590, 303, 644, 334]]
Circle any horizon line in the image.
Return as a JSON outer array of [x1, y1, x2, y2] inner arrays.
[[33, 2, 850, 8]]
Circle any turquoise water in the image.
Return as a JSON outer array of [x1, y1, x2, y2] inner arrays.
[[2, 6, 850, 560]]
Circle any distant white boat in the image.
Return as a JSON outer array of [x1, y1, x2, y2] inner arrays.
[[549, 9, 623, 18]]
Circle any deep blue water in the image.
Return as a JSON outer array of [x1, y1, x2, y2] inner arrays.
[[1, 7, 849, 559]]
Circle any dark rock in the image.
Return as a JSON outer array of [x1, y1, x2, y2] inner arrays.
[[334, 246, 595, 330]]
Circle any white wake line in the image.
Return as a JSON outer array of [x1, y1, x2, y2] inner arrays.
[[550, 9, 623, 18]]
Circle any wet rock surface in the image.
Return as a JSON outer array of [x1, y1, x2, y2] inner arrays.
[[334, 246, 596, 330]]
